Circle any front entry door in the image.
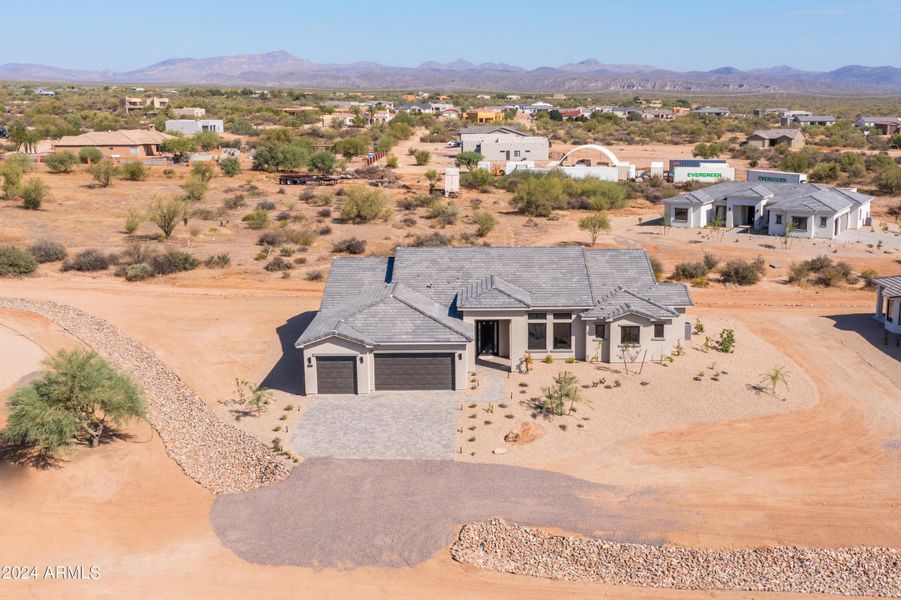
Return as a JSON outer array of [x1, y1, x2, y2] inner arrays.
[[477, 321, 499, 356]]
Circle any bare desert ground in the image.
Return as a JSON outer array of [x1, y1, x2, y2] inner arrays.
[[1, 141, 900, 598]]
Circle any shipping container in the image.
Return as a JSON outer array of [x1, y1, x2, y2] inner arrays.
[[671, 165, 735, 183], [668, 158, 726, 173], [746, 169, 807, 184]]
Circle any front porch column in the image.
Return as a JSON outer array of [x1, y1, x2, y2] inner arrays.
[[725, 205, 734, 228], [875, 287, 884, 319]]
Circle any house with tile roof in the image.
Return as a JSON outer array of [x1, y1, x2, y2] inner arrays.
[[53, 129, 173, 160], [295, 247, 692, 394], [874, 276, 901, 335], [663, 182, 872, 239], [747, 128, 805, 150]]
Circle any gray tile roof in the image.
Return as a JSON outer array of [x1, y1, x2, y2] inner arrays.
[[750, 128, 804, 140], [581, 287, 679, 321], [457, 275, 532, 308], [459, 125, 524, 136], [297, 247, 693, 348], [874, 275, 901, 297], [665, 182, 872, 215]]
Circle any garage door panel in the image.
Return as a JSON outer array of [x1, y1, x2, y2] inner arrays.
[[316, 356, 357, 394], [374, 353, 454, 391]]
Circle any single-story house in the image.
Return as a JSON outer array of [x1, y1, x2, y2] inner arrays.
[[165, 119, 224, 135], [459, 125, 549, 161], [782, 115, 836, 127], [295, 247, 692, 394], [747, 128, 805, 149], [663, 181, 872, 239], [693, 106, 731, 117], [642, 109, 674, 121], [854, 116, 901, 136], [53, 129, 173, 160], [173, 107, 207, 118], [874, 275, 901, 335]]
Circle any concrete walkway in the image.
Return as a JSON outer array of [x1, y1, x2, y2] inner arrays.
[[290, 392, 460, 459]]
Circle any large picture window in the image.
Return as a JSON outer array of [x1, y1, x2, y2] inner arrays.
[[552, 322, 572, 350], [620, 325, 640, 345], [791, 216, 808, 231], [528, 322, 547, 350]]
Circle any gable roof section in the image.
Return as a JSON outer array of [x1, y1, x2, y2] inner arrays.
[[582, 248, 657, 297], [581, 287, 680, 321], [55, 129, 172, 147], [296, 282, 473, 348], [459, 125, 525, 136], [319, 256, 389, 309], [457, 275, 532, 309]]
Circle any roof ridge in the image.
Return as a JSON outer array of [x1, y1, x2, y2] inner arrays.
[[620, 287, 679, 315], [391, 284, 473, 340]]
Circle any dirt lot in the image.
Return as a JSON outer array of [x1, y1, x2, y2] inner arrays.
[[1, 142, 900, 598]]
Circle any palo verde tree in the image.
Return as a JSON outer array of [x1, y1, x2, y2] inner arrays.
[[2, 348, 146, 458], [455, 151, 482, 171], [578, 211, 611, 245]]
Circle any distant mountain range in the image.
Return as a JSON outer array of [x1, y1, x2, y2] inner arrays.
[[1, 51, 900, 93]]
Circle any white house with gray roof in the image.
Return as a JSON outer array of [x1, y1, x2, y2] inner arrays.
[[295, 247, 692, 394], [459, 125, 549, 161], [874, 275, 901, 335], [663, 182, 872, 239]]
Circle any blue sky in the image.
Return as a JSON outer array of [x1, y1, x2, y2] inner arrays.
[[3, 0, 899, 72]]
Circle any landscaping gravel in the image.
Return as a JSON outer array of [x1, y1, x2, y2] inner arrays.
[[451, 519, 901, 597], [0, 297, 289, 494]]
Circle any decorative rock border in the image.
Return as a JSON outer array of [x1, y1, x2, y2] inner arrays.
[[451, 519, 901, 597], [0, 297, 289, 494]]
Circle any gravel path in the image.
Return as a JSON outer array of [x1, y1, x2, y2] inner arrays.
[[290, 392, 459, 459], [452, 519, 901, 597], [0, 297, 289, 494], [210, 457, 652, 569]]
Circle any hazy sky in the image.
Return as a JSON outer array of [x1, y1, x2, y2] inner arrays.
[[3, 0, 899, 72]]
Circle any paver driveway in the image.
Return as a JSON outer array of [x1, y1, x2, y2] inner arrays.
[[290, 391, 461, 459]]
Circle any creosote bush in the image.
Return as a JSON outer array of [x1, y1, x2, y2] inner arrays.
[[121, 161, 147, 181], [0, 246, 38, 276], [62, 249, 113, 272], [719, 256, 765, 286], [339, 186, 390, 224], [28, 240, 67, 263], [331, 237, 367, 254]]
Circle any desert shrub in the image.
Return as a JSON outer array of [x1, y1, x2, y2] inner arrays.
[[813, 262, 852, 287], [62, 249, 111, 272], [243, 209, 269, 230], [20, 178, 47, 210], [119, 241, 156, 266], [413, 149, 431, 165], [265, 257, 292, 272], [461, 168, 494, 192], [124, 207, 142, 233], [0, 246, 37, 276], [191, 162, 215, 182], [284, 228, 316, 246], [78, 146, 103, 164], [332, 237, 366, 255], [219, 156, 241, 176], [719, 258, 762, 285], [510, 175, 567, 216], [223, 195, 246, 210], [204, 253, 231, 268], [87, 160, 118, 187], [120, 161, 146, 181], [673, 261, 709, 280], [317, 207, 332, 218], [409, 232, 453, 247], [426, 201, 459, 226], [181, 174, 208, 203], [386, 155, 398, 168], [43, 151, 78, 173], [649, 256, 664, 281], [702, 252, 719, 271], [147, 249, 199, 276], [339, 186, 389, 224], [318, 225, 333, 235], [257, 230, 286, 246], [788, 262, 810, 283], [147, 197, 183, 239], [28, 240, 66, 263], [472, 211, 497, 237], [875, 164, 901, 195], [190, 207, 220, 221], [124, 263, 153, 282], [861, 268, 878, 289], [305, 269, 324, 281], [256, 200, 276, 211], [274, 211, 292, 222]]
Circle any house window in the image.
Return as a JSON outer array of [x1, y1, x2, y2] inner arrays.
[[791, 216, 808, 231], [888, 299, 895, 323], [620, 325, 640, 345], [528, 323, 547, 350], [775, 214, 783, 225], [594, 323, 606, 339], [819, 216, 828, 228], [514, 150, 521, 158], [527, 312, 547, 320], [653, 323, 665, 339], [673, 208, 688, 222], [552, 312, 571, 320], [552, 322, 572, 350]]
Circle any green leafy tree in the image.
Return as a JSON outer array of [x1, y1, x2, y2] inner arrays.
[[191, 162, 215, 182], [147, 196, 183, 239], [510, 176, 567, 216], [339, 186, 389, 224], [875, 165, 901, 195], [455, 151, 483, 171], [43, 151, 78, 173], [9, 122, 40, 153], [121, 161, 147, 181], [578, 212, 611, 245], [181, 174, 208, 204], [193, 130, 221, 151], [2, 348, 146, 457], [88, 160, 118, 187], [78, 147, 103, 164], [161, 136, 198, 162], [0, 162, 23, 199], [309, 151, 337, 175]]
